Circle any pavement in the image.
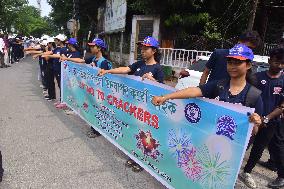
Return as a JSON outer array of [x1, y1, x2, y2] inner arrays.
[[0, 57, 279, 189]]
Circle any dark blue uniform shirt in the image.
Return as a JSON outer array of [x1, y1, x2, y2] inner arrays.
[[255, 71, 284, 120], [199, 80, 264, 115], [128, 61, 164, 83], [206, 49, 230, 82]]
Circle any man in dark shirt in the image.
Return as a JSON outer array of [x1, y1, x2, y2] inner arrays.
[[199, 31, 261, 85]]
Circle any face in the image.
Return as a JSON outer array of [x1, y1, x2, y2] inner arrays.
[[227, 58, 251, 78], [47, 42, 53, 48], [269, 57, 284, 73], [90, 45, 100, 54], [54, 38, 61, 46], [141, 46, 156, 60]]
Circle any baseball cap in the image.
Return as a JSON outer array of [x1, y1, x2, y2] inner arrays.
[[47, 37, 54, 43], [54, 34, 67, 42], [227, 44, 254, 61], [137, 36, 159, 48], [40, 40, 48, 46], [66, 38, 78, 45], [88, 38, 107, 49]]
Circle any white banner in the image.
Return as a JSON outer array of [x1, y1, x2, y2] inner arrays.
[[105, 0, 127, 33]]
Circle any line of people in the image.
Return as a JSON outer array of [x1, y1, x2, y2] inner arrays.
[[18, 32, 284, 188]]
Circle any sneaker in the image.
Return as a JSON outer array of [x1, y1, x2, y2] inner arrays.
[[40, 85, 44, 88], [239, 171, 256, 188], [47, 98, 56, 102], [268, 177, 284, 188], [86, 130, 101, 138], [64, 109, 75, 115], [56, 103, 68, 109], [44, 95, 50, 100]]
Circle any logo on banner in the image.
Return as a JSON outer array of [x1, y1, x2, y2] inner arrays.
[[184, 103, 201, 124]]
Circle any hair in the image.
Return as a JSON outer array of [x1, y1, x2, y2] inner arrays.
[[270, 48, 284, 62], [239, 30, 261, 48], [152, 47, 161, 63]]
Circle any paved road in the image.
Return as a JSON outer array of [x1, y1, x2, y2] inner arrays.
[[0, 57, 278, 189]]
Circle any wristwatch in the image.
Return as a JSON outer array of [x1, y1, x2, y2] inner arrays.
[[263, 116, 269, 124]]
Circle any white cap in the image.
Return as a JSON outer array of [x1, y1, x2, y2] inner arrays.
[[40, 40, 48, 46], [54, 34, 67, 42], [47, 37, 54, 43], [41, 34, 50, 40]]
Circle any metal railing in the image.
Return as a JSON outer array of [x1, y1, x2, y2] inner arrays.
[[263, 43, 278, 56], [160, 48, 212, 68]]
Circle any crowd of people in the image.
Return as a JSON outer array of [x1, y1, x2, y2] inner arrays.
[[0, 31, 284, 188]]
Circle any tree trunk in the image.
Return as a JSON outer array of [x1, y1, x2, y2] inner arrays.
[[247, 0, 259, 30]]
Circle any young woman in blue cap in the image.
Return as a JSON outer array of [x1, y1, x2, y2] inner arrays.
[[56, 38, 83, 110], [152, 44, 263, 135], [98, 36, 164, 172], [61, 38, 112, 71]]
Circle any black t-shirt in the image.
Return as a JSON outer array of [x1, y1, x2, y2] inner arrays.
[[128, 61, 164, 83]]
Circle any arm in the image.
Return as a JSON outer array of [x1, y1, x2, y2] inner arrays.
[[152, 87, 203, 105], [265, 101, 284, 121], [199, 67, 210, 85], [43, 54, 61, 59], [61, 55, 85, 63], [24, 47, 41, 51], [98, 67, 131, 76]]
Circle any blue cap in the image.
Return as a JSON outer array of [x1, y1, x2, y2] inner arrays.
[[138, 36, 159, 48], [66, 38, 78, 45], [88, 38, 107, 49], [227, 44, 254, 61]]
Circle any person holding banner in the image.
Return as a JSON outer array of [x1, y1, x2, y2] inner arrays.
[[152, 44, 263, 135], [98, 36, 164, 172], [240, 48, 284, 189], [61, 38, 112, 70], [61, 38, 112, 137], [56, 38, 82, 111], [41, 34, 68, 101]]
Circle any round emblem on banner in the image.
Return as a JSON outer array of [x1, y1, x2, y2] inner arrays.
[[184, 103, 201, 124], [216, 115, 237, 140], [261, 80, 267, 85]]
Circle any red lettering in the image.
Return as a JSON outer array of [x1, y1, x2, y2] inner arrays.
[[143, 111, 151, 125], [113, 96, 118, 107], [96, 89, 105, 101], [107, 95, 113, 105], [116, 99, 123, 109], [137, 108, 144, 121], [151, 115, 159, 129], [129, 105, 137, 118], [86, 86, 95, 96], [79, 82, 85, 89], [123, 102, 129, 113]]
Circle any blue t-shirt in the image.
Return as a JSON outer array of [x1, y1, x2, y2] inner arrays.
[[84, 56, 112, 70], [128, 61, 164, 83], [254, 71, 284, 119], [199, 80, 263, 115], [206, 49, 230, 82], [52, 46, 68, 71]]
